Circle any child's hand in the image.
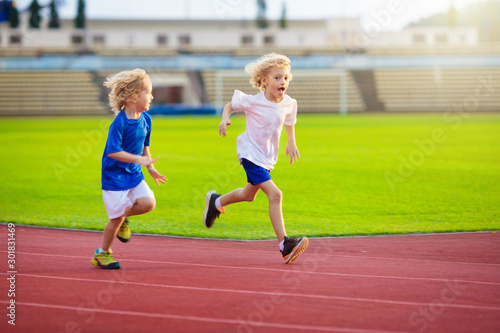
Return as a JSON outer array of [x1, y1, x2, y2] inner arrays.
[[148, 167, 168, 186], [219, 119, 231, 137], [285, 143, 300, 165], [135, 156, 159, 167]]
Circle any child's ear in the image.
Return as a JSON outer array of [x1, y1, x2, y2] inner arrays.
[[260, 76, 267, 87]]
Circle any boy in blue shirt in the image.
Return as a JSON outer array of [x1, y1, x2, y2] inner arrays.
[[92, 68, 166, 269]]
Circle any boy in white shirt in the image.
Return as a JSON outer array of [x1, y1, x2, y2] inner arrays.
[[203, 53, 308, 264]]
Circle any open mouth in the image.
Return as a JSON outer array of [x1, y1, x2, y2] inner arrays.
[[278, 87, 285, 94]]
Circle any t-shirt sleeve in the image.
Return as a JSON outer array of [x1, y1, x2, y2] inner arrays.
[[106, 117, 125, 154], [231, 90, 248, 113], [284, 99, 298, 126], [144, 113, 152, 147]]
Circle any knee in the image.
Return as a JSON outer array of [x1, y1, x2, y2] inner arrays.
[[267, 189, 282, 204], [140, 198, 156, 213]]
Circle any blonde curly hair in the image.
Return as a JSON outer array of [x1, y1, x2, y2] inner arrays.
[[103, 68, 151, 114], [244, 53, 292, 91]]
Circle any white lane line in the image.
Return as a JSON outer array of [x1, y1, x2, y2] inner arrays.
[[0, 300, 407, 333], [197, 246, 500, 268], [7, 251, 499, 287], [3, 224, 499, 267], [4, 273, 500, 311]]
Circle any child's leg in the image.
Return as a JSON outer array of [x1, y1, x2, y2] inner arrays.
[[204, 183, 259, 228], [101, 216, 125, 251], [257, 180, 286, 243], [219, 183, 260, 206], [124, 197, 156, 217]]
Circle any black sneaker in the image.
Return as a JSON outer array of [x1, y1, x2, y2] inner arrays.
[[281, 236, 309, 264], [203, 190, 221, 228]]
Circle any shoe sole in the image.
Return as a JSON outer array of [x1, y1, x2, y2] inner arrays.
[[116, 235, 130, 243], [284, 237, 309, 264], [203, 190, 216, 228]]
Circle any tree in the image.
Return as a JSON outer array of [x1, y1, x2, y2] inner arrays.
[[279, 1, 287, 29], [28, 0, 42, 29], [256, 0, 268, 29], [9, 1, 20, 28], [48, 0, 60, 28], [447, 2, 458, 28], [75, 0, 85, 29]]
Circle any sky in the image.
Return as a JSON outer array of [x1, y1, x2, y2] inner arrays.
[[14, 0, 487, 31]]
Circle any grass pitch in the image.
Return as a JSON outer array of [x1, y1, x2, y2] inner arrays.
[[1, 113, 499, 239]]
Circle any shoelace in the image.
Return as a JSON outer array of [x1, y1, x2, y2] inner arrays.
[[100, 251, 115, 263]]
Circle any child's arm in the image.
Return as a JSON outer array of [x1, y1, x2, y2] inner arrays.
[[219, 102, 234, 137], [142, 146, 167, 186], [107, 151, 158, 166], [285, 125, 300, 165]]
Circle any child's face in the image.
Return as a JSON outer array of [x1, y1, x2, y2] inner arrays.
[[134, 80, 154, 112], [262, 67, 291, 103]]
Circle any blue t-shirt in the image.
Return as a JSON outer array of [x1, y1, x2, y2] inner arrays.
[[101, 111, 152, 191]]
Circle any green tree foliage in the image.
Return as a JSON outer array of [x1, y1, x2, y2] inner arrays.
[[75, 0, 85, 29], [256, 0, 268, 29], [8, 1, 20, 28], [48, 0, 60, 29], [280, 1, 287, 29], [408, 0, 500, 42], [28, 0, 42, 29], [447, 3, 458, 28]]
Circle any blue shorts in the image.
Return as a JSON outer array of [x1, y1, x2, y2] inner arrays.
[[241, 158, 272, 186]]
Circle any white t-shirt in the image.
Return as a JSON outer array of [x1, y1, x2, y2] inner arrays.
[[231, 90, 297, 170]]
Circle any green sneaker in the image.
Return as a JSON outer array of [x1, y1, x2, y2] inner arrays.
[[91, 249, 120, 269], [117, 218, 131, 243]]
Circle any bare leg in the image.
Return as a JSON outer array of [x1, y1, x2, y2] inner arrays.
[[220, 182, 260, 206], [101, 197, 155, 251], [257, 180, 286, 243], [101, 216, 124, 251], [125, 197, 156, 217]]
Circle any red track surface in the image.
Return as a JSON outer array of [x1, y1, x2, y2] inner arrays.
[[1, 225, 499, 333]]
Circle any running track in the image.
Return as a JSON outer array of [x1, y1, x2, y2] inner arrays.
[[1, 225, 499, 333]]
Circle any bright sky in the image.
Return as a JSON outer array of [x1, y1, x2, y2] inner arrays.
[[15, 0, 486, 31]]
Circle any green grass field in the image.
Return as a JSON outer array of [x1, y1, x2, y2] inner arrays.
[[1, 112, 499, 239]]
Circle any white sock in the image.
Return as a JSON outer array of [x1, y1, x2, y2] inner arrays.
[[279, 240, 285, 251], [215, 196, 225, 213], [97, 248, 104, 254]]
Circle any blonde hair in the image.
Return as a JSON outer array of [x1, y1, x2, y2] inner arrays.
[[244, 53, 292, 91], [103, 68, 151, 114]]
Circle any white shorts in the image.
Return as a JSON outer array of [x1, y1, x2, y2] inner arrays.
[[103, 180, 155, 219]]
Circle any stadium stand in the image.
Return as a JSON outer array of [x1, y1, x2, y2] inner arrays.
[[202, 69, 366, 112], [235, 47, 349, 57], [91, 47, 178, 57], [234, 48, 308, 57], [0, 48, 40, 57], [1, 51, 498, 115], [367, 44, 500, 56], [0, 70, 108, 115], [374, 68, 500, 111]]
